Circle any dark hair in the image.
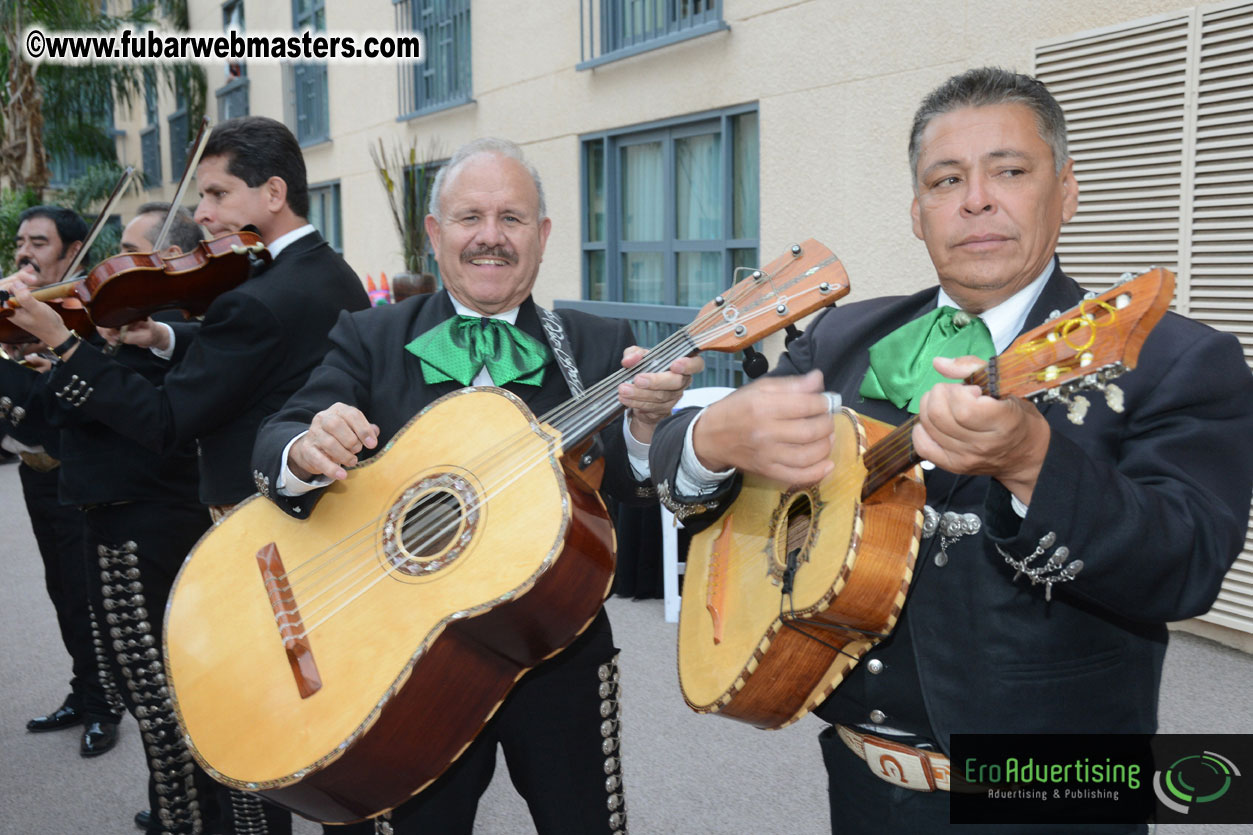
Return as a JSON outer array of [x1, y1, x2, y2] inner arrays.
[[909, 67, 1068, 184], [135, 201, 204, 254], [202, 116, 309, 218], [18, 205, 89, 257]]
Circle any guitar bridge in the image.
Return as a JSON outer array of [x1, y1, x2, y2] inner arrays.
[[256, 542, 322, 699]]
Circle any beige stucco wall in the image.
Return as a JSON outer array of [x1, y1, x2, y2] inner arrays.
[[112, 0, 1193, 311]]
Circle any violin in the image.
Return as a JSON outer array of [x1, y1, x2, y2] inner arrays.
[[0, 118, 270, 345], [0, 166, 137, 346], [0, 230, 269, 342]]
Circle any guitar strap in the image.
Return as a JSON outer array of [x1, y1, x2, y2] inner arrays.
[[535, 305, 605, 467], [535, 305, 585, 396]]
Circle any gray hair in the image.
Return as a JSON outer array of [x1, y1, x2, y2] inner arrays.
[[135, 201, 204, 254], [427, 137, 547, 222], [908, 67, 1069, 185]]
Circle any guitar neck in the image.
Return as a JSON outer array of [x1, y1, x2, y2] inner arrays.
[[859, 363, 996, 499], [541, 327, 701, 449]]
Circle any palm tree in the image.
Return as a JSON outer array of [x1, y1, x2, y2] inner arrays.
[[0, 0, 205, 196]]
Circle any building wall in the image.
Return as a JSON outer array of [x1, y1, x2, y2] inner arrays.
[[113, 0, 1190, 309]]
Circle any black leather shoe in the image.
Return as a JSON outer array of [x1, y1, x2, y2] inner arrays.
[[80, 720, 118, 757], [134, 809, 151, 830], [26, 703, 80, 732]]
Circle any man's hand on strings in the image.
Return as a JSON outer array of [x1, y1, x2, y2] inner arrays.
[[288, 402, 380, 482], [913, 355, 1050, 504], [619, 346, 705, 444], [691, 369, 836, 487]]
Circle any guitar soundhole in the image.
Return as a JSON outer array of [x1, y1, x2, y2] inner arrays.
[[402, 492, 462, 556], [382, 473, 480, 578], [786, 495, 813, 557], [767, 490, 819, 585]]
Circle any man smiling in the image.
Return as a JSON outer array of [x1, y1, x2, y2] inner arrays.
[[254, 137, 702, 835]]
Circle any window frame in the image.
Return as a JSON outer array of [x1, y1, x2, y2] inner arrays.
[[578, 0, 728, 71], [292, 0, 330, 146], [580, 102, 760, 307], [394, 0, 473, 120], [307, 180, 343, 252]]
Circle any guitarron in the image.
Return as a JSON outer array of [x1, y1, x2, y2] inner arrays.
[[677, 268, 1176, 730], [164, 240, 851, 822]]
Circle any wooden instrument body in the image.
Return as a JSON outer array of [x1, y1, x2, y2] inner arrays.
[[78, 230, 268, 328], [164, 387, 614, 823], [0, 296, 94, 344], [678, 409, 924, 730]]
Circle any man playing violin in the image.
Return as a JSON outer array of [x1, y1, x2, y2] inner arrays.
[[2, 205, 125, 762], [251, 137, 702, 835], [649, 67, 1253, 833], [0, 203, 219, 834], [7, 115, 369, 835]]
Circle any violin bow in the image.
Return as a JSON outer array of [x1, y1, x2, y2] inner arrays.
[[154, 115, 212, 253], [58, 165, 136, 283]]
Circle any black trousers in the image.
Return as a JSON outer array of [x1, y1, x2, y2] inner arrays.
[[819, 726, 1147, 834], [19, 462, 119, 723], [85, 500, 218, 835], [328, 611, 625, 835]]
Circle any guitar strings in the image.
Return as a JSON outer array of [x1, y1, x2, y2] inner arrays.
[[289, 297, 1111, 634], [287, 309, 1105, 634], [277, 268, 846, 631], [288, 285, 832, 628], [285, 285, 832, 631], [281, 278, 1131, 635]]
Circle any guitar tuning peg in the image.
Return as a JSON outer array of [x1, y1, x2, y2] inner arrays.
[[1066, 394, 1090, 425], [1104, 383, 1125, 413], [784, 324, 803, 347], [742, 346, 769, 379]]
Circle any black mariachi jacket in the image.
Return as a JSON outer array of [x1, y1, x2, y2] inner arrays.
[[649, 262, 1253, 748]]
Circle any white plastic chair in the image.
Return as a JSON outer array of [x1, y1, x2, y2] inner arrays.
[[660, 386, 736, 622]]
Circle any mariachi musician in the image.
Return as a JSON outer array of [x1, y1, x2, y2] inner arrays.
[[251, 137, 702, 835], [7, 115, 370, 835], [648, 68, 1253, 834], [0, 203, 215, 834], [2, 205, 124, 761]]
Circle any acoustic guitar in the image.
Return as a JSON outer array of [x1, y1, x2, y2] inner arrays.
[[163, 240, 851, 822], [676, 267, 1176, 730]]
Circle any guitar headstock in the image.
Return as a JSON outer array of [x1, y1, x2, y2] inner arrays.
[[690, 239, 850, 353], [989, 267, 1175, 423]]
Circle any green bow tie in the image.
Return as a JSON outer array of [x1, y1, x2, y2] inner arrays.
[[405, 315, 550, 387], [858, 305, 996, 413]]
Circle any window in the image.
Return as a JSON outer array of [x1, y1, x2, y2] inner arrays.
[[396, 0, 471, 118], [217, 0, 250, 120], [308, 182, 342, 251], [167, 86, 190, 182], [582, 105, 759, 307], [1038, 0, 1253, 633], [292, 0, 329, 144], [579, 0, 728, 70], [140, 68, 161, 188]]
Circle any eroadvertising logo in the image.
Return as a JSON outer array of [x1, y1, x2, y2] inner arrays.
[[950, 734, 1253, 825], [1153, 750, 1240, 815]]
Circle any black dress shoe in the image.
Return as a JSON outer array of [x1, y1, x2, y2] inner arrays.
[[80, 720, 118, 757], [134, 809, 151, 830], [25, 703, 80, 732]]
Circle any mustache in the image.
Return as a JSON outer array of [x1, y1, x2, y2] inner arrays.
[[17, 257, 40, 273], [461, 246, 516, 264]]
